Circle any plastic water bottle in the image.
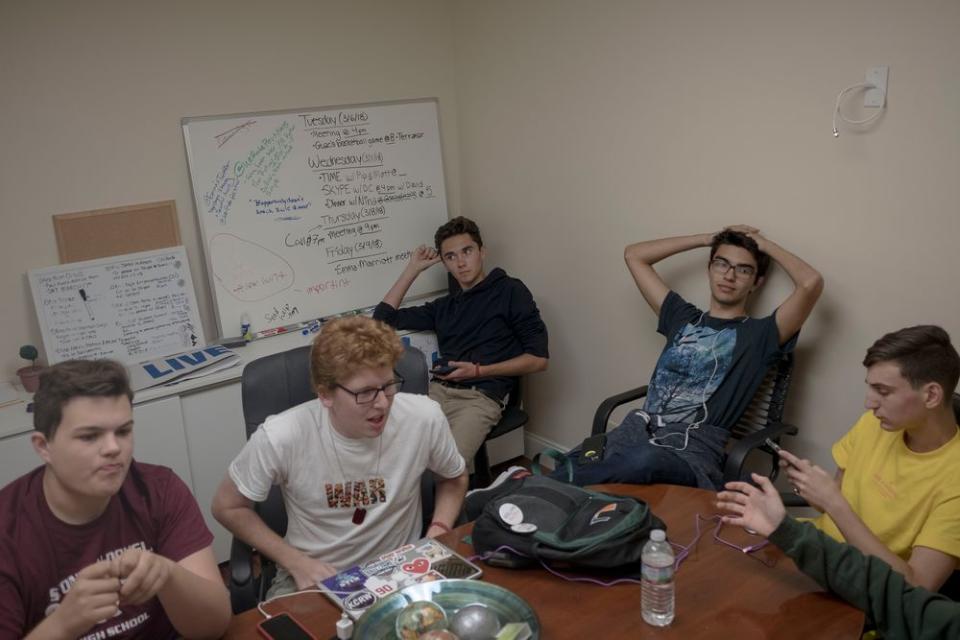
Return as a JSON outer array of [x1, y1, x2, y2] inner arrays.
[[641, 528, 675, 626]]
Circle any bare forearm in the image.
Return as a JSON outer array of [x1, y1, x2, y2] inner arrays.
[[761, 237, 823, 293], [478, 354, 548, 378], [216, 506, 308, 573], [158, 564, 231, 639], [624, 233, 712, 266], [25, 617, 75, 640], [383, 264, 422, 309], [624, 233, 711, 313], [431, 472, 468, 528]]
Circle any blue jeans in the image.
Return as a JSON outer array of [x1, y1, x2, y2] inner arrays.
[[552, 411, 699, 487]]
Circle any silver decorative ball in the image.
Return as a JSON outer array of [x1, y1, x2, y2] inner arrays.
[[450, 603, 501, 639]]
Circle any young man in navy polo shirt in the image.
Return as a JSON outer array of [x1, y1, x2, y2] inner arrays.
[[374, 216, 549, 472]]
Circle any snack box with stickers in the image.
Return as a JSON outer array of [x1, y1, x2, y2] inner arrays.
[[318, 538, 483, 619]]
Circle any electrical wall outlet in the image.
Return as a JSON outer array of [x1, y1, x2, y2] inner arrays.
[[864, 66, 889, 108]]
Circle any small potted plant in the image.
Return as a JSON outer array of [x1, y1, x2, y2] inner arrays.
[[17, 345, 44, 393]]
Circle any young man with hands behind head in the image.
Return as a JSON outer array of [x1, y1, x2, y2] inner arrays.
[[720, 325, 960, 593], [560, 225, 822, 489], [0, 360, 230, 640]]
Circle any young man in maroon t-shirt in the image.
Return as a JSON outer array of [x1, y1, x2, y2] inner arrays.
[[0, 360, 230, 639]]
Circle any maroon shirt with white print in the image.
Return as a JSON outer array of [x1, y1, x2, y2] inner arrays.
[[0, 461, 213, 639]]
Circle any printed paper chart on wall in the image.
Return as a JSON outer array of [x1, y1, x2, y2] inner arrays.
[[28, 246, 205, 365], [182, 98, 449, 338]]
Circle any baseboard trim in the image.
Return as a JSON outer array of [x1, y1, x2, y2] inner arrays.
[[523, 431, 570, 470]]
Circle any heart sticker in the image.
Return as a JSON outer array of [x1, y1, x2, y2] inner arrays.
[[401, 557, 430, 574]]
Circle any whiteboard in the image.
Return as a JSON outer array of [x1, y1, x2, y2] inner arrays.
[[28, 247, 205, 365], [182, 98, 449, 338]]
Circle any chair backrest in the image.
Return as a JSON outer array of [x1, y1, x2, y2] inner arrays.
[[241, 345, 312, 439], [397, 345, 429, 395], [503, 376, 522, 408], [241, 343, 430, 438], [728, 352, 794, 443]]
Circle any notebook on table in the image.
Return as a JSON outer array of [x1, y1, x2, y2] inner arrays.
[[318, 537, 483, 619]]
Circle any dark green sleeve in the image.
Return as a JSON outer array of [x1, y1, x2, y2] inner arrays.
[[769, 517, 960, 640]]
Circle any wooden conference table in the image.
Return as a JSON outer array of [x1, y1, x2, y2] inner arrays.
[[223, 483, 864, 639]]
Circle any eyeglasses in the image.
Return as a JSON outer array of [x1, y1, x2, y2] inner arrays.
[[336, 374, 405, 404], [709, 257, 756, 279]]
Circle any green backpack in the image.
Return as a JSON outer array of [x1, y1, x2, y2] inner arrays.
[[469, 475, 665, 575]]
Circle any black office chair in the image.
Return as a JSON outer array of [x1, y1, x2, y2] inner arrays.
[[472, 378, 529, 488], [227, 343, 432, 613], [591, 352, 796, 485]]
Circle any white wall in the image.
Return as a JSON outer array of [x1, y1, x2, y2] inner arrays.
[[2, 0, 959, 471], [0, 0, 461, 376], [451, 0, 960, 466]]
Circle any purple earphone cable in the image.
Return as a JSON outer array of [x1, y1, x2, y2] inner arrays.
[[468, 513, 776, 586]]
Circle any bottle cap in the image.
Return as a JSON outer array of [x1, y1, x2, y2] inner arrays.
[[650, 529, 666, 542]]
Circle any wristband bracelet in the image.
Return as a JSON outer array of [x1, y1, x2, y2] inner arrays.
[[429, 521, 452, 533]]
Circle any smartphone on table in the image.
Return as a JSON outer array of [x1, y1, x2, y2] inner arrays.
[[257, 613, 318, 640]]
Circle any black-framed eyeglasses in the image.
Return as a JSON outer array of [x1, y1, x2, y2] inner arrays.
[[709, 257, 756, 279], [336, 374, 405, 404]]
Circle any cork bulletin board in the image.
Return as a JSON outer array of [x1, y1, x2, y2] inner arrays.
[[53, 200, 181, 263]]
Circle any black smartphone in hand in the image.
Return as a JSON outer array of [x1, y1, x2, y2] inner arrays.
[[765, 438, 798, 469], [431, 363, 457, 375]]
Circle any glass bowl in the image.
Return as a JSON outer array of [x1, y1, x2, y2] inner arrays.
[[354, 579, 540, 639]]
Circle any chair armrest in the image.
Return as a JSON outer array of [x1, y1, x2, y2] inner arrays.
[[723, 421, 799, 484], [228, 537, 259, 614], [591, 386, 648, 436]]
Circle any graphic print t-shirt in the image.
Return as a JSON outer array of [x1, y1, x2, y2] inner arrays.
[[0, 462, 213, 639], [229, 393, 465, 576], [644, 291, 792, 431]]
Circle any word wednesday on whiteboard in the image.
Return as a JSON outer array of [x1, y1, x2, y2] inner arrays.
[[183, 99, 449, 339]]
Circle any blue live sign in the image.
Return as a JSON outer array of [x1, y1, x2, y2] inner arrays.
[[127, 345, 240, 391], [142, 345, 232, 378]]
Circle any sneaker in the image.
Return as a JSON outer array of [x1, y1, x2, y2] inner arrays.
[[464, 466, 531, 520]]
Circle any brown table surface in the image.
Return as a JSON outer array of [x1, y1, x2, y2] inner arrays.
[[223, 483, 865, 639]]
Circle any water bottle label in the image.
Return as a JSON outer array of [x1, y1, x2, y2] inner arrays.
[[642, 563, 674, 584]]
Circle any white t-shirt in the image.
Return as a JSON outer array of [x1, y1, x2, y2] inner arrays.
[[229, 392, 465, 573]]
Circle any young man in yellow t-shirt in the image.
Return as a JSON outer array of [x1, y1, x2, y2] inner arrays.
[[720, 325, 960, 592]]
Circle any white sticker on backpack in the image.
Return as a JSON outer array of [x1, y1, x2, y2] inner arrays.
[[498, 503, 523, 525]]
